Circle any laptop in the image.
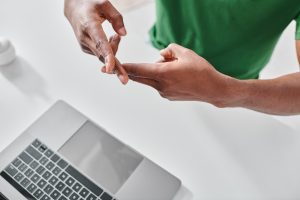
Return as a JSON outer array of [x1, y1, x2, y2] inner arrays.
[[0, 101, 181, 200]]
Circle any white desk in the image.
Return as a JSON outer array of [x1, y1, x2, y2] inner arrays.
[[1, 1, 300, 199]]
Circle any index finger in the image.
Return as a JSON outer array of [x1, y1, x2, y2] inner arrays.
[[122, 63, 159, 79], [87, 21, 115, 73]]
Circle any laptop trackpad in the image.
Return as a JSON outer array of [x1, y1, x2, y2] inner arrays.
[[58, 121, 143, 194]]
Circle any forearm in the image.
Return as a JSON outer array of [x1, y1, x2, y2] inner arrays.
[[227, 72, 300, 115]]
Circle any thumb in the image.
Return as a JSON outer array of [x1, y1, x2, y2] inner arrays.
[[160, 43, 188, 59]]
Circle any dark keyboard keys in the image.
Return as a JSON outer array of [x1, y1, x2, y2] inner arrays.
[[44, 185, 54, 194], [41, 194, 51, 200], [59, 172, 68, 181], [30, 160, 39, 170], [20, 178, 30, 188], [25, 168, 34, 178], [33, 189, 44, 199], [5, 165, 18, 177], [14, 172, 24, 182], [45, 149, 54, 158], [49, 176, 59, 186], [46, 161, 55, 171], [66, 177, 75, 187], [72, 182, 82, 192], [27, 183, 37, 193], [79, 188, 89, 198], [42, 171, 52, 180], [36, 166, 46, 175], [19, 152, 33, 164], [101, 192, 113, 200], [51, 154, 60, 163], [40, 157, 49, 165], [18, 163, 28, 172], [53, 167, 62, 176], [69, 193, 80, 200], [26, 146, 42, 160], [56, 181, 66, 191], [57, 159, 68, 169], [32, 139, 42, 148], [58, 196, 68, 200], [62, 187, 72, 197], [50, 190, 61, 200], [86, 194, 97, 200], [38, 179, 47, 188], [39, 144, 48, 153], [12, 158, 21, 167], [31, 174, 41, 183]]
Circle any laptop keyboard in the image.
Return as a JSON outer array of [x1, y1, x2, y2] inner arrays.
[[0, 139, 116, 200]]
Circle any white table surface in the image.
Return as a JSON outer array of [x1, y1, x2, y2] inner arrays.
[[1, 1, 300, 199]]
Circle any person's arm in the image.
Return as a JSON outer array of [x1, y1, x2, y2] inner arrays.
[[121, 43, 300, 116], [297, 40, 300, 63], [64, 0, 128, 84]]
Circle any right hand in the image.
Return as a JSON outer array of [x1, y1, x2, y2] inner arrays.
[[64, 0, 128, 84]]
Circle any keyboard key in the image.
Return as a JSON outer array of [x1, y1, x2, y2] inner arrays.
[[56, 181, 66, 191], [32, 139, 42, 148], [86, 194, 97, 200], [72, 182, 82, 192], [19, 152, 33, 164], [14, 172, 24, 182], [44, 184, 54, 194], [25, 168, 34, 178], [66, 166, 103, 196], [58, 196, 68, 200], [33, 189, 44, 199], [26, 146, 42, 160], [27, 183, 37, 193], [46, 161, 55, 170], [36, 166, 46, 175], [20, 177, 31, 188], [40, 157, 49, 165], [31, 174, 41, 183], [39, 144, 48, 153], [69, 193, 80, 200], [57, 159, 68, 169], [59, 172, 68, 181], [42, 171, 52, 180], [50, 190, 61, 200], [5, 165, 18, 177], [30, 160, 39, 170], [62, 187, 72, 197], [51, 154, 60, 163], [18, 163, 28, 172], [38, 179, 47, 188], [53, 167, 62, 176], [65, 177, 75, 187], [79, 188, 89, 198], [12, 158, 22, 167], [100, 192, 112, 200], [49, 176, 59, 186], [41, 194, 51, 200], [45, 149, 54, 158]]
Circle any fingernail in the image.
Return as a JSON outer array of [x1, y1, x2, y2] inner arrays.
[[118, 27, 127, 36]]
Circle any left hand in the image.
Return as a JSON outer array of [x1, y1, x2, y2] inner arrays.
[[121, 44, 237, 107]]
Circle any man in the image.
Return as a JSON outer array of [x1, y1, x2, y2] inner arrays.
[[64, 0, 300, 115]]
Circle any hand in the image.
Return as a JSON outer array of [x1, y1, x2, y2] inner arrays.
[[64, 0, 128, 84], [122, 44, 237, 107]]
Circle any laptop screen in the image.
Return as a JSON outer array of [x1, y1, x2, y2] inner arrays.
[[58, 121, 143, 194]]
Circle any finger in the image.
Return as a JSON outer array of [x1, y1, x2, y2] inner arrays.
[[115, 58, 129, 85], [160, 43, 188, 59], [87, 21, 115, 73], [109, 34, 121, 55], [81, 45, 95, 55], [100, 1, 127, 36], [122, 63, 159, 79], [128, 75, 159, 90]]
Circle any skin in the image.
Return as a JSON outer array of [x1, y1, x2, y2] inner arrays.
[[65, 0, 300, 116]]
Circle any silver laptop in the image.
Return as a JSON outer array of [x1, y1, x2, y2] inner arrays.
[[0, 101, 181, 200]]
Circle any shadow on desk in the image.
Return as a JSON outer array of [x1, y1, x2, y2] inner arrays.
[[0, 57, 52, 101], [174, 185, 193, 200]]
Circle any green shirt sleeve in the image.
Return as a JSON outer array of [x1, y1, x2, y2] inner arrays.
[[296, 14, 300, 40]]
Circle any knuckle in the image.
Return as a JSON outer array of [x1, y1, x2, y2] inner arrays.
[[168, 43, 176, 49]]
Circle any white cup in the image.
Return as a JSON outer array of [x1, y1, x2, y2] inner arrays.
[[0, 38, 16, 66]]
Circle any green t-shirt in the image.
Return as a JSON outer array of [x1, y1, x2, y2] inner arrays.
[[150, 0, 300, 79]]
